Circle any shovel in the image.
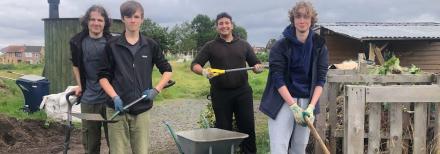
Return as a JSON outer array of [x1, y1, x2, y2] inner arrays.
[[68, 80, 176, 122]]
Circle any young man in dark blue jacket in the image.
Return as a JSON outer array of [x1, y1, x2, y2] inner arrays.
[[69, 5, 112, 154], [98, 1, 172, 153], [259, 1, 329, 153]]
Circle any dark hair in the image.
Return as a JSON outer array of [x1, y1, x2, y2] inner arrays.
[[80, 5, 111, 34], [120, 0, 144, 19], [215, 12, 232, 25]]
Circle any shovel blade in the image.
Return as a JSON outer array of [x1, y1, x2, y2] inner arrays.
[[71, 113, 118, 123]]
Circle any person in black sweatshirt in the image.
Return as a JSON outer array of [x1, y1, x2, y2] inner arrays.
[[191, 12, 264, 154]]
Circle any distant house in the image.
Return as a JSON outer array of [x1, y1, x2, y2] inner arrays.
[[0, 45, 45, 64], [314, 22, 440, 72], [252, 46, 266, 53], [0, 51, 4, 63]]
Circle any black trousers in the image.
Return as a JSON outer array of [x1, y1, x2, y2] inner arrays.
[[211, 85, 256, 154]]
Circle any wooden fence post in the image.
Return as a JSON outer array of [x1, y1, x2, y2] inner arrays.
[[328, 82, 339, 154], [368, 103, 381, 154], [315, 82, 329, 154], [344, 85, 366, 154], [389, 103, 403, 153], [435, 74, 440, 153], [413, 103, 428, 154]]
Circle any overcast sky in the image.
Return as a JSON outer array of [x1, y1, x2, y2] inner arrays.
[[0, 0, 439, 48]]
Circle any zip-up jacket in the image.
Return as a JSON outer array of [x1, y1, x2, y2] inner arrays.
[[98, 33, 172, 115], [259, 28, 328, 120]]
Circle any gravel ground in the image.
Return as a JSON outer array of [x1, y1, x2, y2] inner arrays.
[[149, 99, 208, 153]]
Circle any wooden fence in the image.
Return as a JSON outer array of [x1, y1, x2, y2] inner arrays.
[[344, 84, 440, 153], [313, 57, 440, 153]]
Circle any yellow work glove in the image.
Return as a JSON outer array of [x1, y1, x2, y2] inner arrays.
[[202, 68, 225, 79]]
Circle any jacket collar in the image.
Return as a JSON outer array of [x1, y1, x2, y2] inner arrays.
[[116, 31, 149, 48], [215, 34, 239, 44]]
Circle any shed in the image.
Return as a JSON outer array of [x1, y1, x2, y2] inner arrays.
[[315, 22, 440, 72]]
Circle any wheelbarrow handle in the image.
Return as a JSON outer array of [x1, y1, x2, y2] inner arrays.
[[163, 121, 184, 154]]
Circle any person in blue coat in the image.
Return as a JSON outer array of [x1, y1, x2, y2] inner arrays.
[[259, 1, 329, 153]]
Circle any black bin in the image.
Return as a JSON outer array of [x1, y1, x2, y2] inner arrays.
[[16, 75, 50, 112]]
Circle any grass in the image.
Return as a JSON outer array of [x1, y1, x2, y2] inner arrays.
[[0, 78, 47, 120]]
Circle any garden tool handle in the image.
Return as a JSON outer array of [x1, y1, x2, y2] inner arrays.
[[223, 64, 269, 73], [109, 80, 176, 120], [304, 117, 330, 154], [65, 91, 76, 106]]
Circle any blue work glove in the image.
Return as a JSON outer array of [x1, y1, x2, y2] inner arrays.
[[142, 88, 159, 101], [290, 103, 306, 126], [113, 96, 124, 113], [303, 105, 315, 124]]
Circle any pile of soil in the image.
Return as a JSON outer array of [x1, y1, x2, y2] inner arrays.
[[0, 114, 81, 154]]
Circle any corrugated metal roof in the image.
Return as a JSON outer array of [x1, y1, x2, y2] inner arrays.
[[316, 22, 440, 41]]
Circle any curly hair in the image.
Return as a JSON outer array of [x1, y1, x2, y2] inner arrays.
[[80, 5, 111, 34], [288, 1, 318, 27]]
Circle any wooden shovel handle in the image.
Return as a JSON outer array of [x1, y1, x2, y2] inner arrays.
[[304, 117, 330, 154]]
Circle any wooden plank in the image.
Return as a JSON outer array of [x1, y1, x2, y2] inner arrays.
[[315, 83, 329, 154], [327, 69, 357, 76], [327, 74, 433, 83], [367, 103, 381, 154], [373, 45, 385, 65], [389, 103, 403, 154], [328, 83, 339, 154], [366, 85, 440, 103], [436, 74, 440, 153], [436, 103, 440, 153], [369, 43, 376, 62], [413, 103, 427, 154], [358, 53, 368, 74], [344, 85, 365, 154]]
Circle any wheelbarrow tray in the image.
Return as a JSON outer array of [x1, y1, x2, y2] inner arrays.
[[175, 128, 248, 154]]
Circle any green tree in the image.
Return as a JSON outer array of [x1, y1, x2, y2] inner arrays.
[[140, 18, 171, 52], [233, 24, 247, 40], [191, 14, 216, 50], [169, 22, 197, 55], [266, 38, 277, 50]]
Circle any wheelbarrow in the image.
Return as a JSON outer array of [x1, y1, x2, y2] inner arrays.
[[163, 121, 249, 154]]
